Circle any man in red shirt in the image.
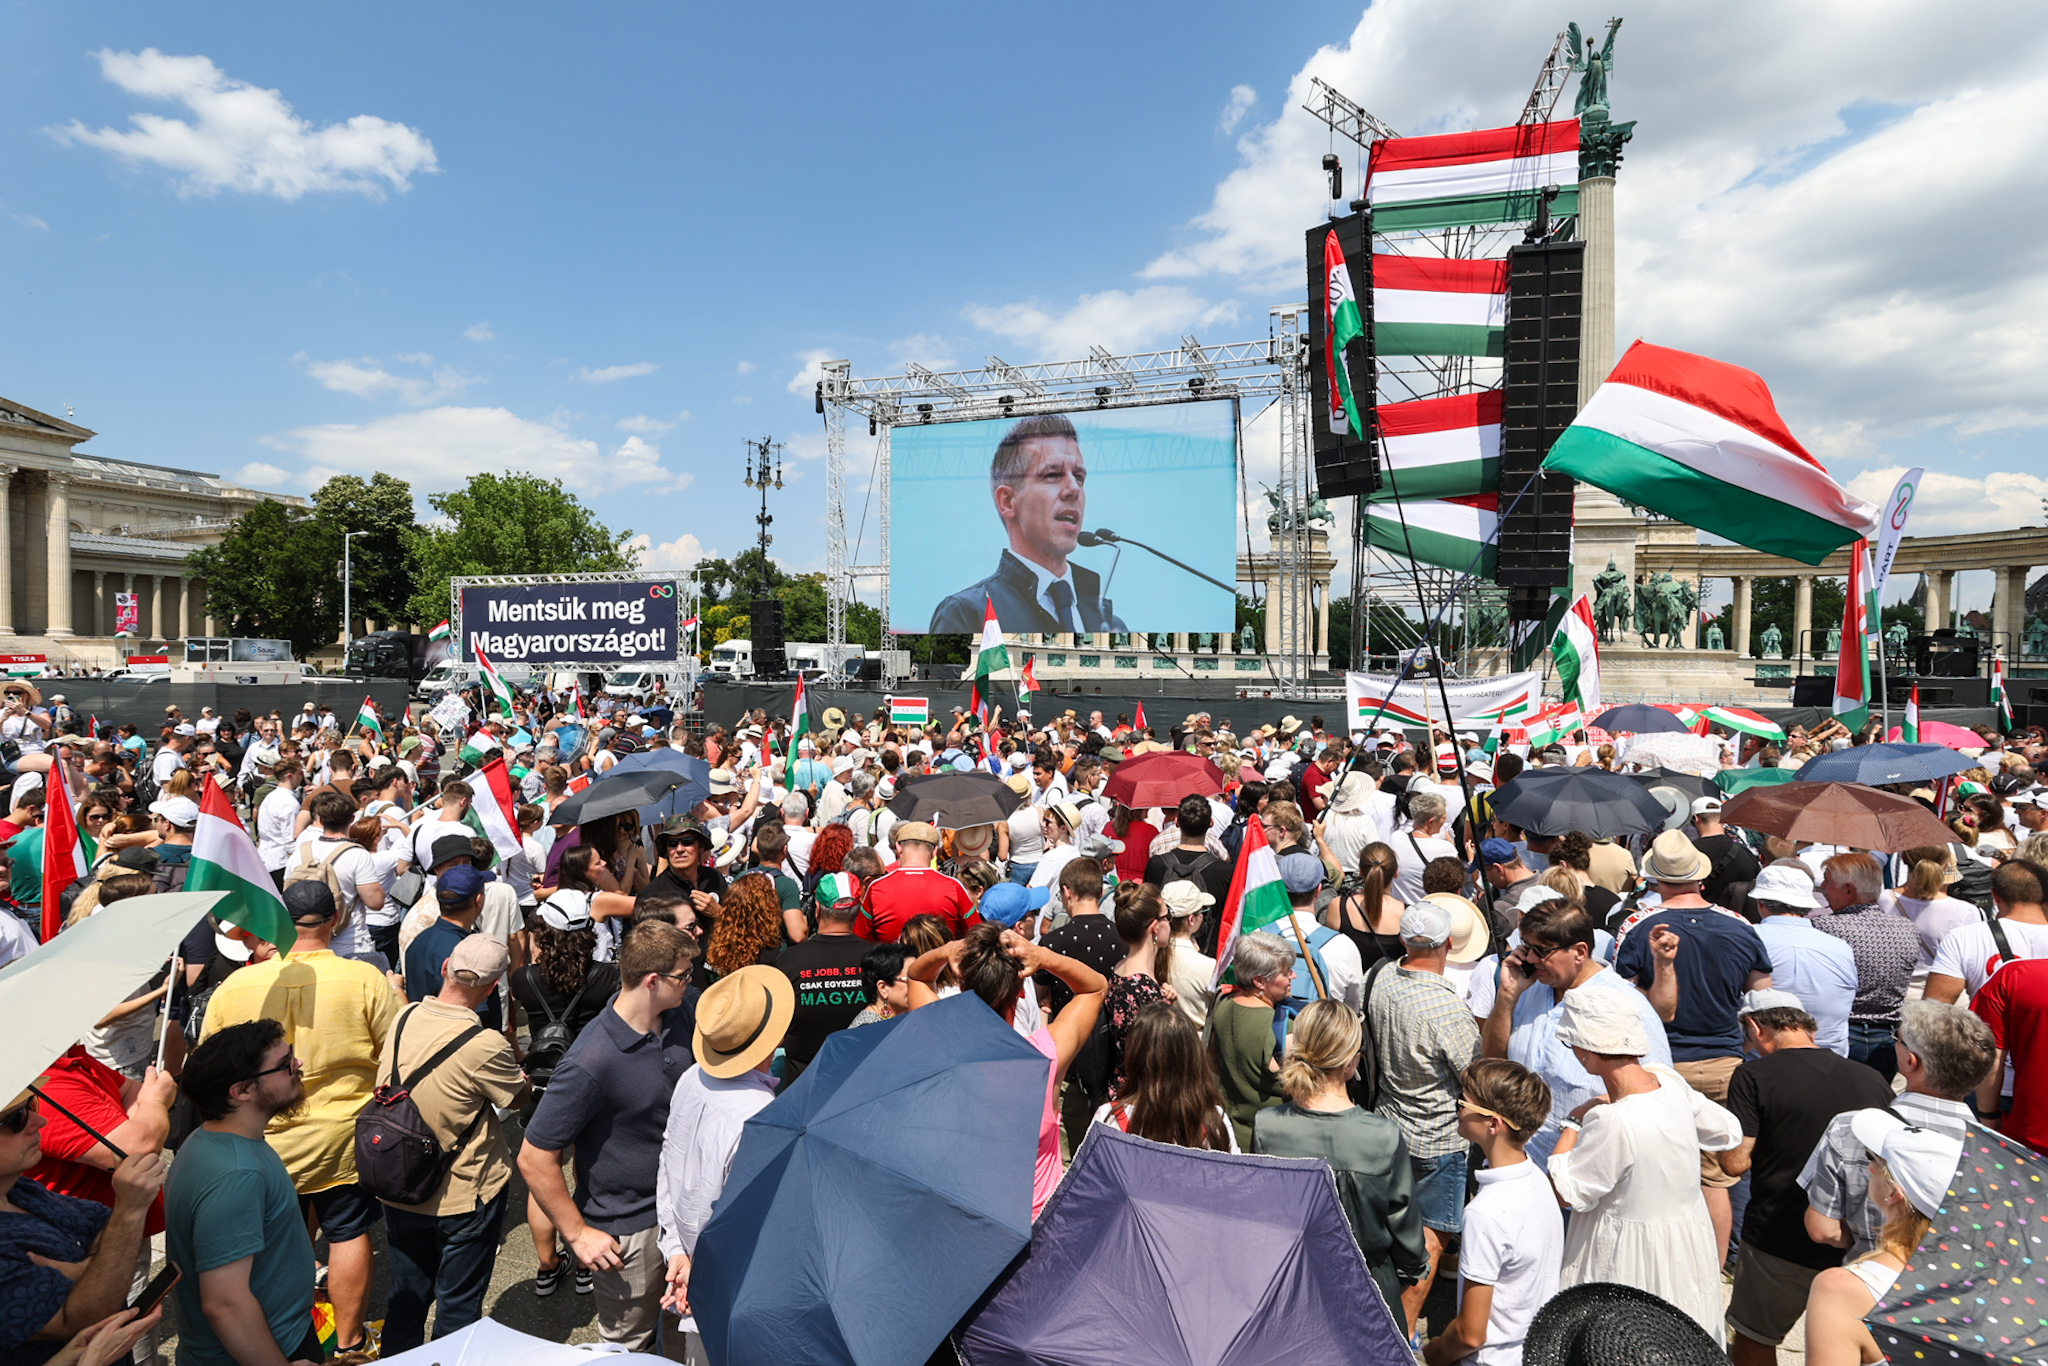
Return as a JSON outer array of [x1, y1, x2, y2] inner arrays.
[[1971, 957, 2048, 1153], [855, 823, 979, 941]]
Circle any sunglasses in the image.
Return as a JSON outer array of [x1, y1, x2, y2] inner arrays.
[[245, 1051, 299, 1083], [1457, 1098, 1509, 1124], [1, 1098, 35, 1134]]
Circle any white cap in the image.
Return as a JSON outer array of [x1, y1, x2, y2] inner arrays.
[[1752, 862, 1823, 911], [1850, 1108, 1962, 1218], [1398, 900, 1451, 947], [537, 890, 592, 932], [1159, 880, 1215, 916], [148, 796, 200, 828], [1690, 795, 1724, 817]]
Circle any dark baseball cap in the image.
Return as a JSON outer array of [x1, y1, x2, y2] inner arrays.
[[436, 864, 496, 902], [283, 880, 338, 922], [430, 833, 477, 870]]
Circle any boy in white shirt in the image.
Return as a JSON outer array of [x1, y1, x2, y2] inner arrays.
[[1423, 1058, 1563, 1366]]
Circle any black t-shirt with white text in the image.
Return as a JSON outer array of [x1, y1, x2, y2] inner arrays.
[[775, 933, 873, 1081]]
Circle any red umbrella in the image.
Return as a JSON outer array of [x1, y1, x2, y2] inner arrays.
[[1883, 720, 1986, 750], [1720, 781, 1955, 852], [1102, 751, 1226, 810]]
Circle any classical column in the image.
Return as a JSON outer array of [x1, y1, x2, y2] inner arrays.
[[175, 576, 190, 639], [90, 572, 105, 637], [1994, 565, 2032, 650], [1316, 587, 1330, 664], [44, 476, 72, 638], [1573, 112, 1634, 528], [147, 575, 161, 640], [1732, 576, 1754, 658], [0, 465, 13, 636], [1792, 576, 1814, 659], [1928, 570, 1953, 635]]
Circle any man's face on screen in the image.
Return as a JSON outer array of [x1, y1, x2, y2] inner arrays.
[[996, 436, 1086, 571]]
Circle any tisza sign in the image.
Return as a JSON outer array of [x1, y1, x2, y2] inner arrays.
[[457, 580, 682, 666]]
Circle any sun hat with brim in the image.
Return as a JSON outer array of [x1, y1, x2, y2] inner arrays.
[[1421, 893, 1490, 964], [707, 768, 739, 796], [693, 965, 795, 1078], [1326, 774, 1374, 814], [1522, 1281, 1724, 1366], [538, 890, 594, 932], [1555, 984, 1652, 1056], [1850, 1108, 1963, 1218], [213, 928, 255, 962], [1751, 863, 1822, 910], [1, 682, 40, 705], [1644, 829, 1712, 882]]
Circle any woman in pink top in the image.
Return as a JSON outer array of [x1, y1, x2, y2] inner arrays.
[[909, 921, 1107, 1219]]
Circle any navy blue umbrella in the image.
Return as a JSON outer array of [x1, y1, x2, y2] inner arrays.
[[691, 992, 1050, 1366], [1793, 742, 1975, 786], [957, 1126, 1413, 1366], [1490, 766, 1671, 837], [1591, 703, 1694, 734], [604, 747, 712, 824]]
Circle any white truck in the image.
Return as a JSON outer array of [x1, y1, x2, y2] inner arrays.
[[706, 640, 873, 679], [603, 665, 692, 703]]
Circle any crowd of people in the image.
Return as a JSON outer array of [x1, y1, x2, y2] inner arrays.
[[0, 678, 2042, 1366]]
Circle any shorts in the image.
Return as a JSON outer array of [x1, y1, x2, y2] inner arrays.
[[298, 1182, 383, 1243], [1673, 1055, 1742, 1189], [1727, 1242, 1822, 1346], [1409, 1149, 1468, 1234]]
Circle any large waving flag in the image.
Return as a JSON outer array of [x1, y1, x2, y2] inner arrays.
[[475, 647, 517, 720], [471, 756, 524, 861], [1210, 815, 1293, 990], [1374, 391, 1501, 502], [1832, 540, 1874, 731], [1019, 658, 1040, 694], [1372, 256, 1507, 358], [1322, 229, 1367, 434], [974, 598, 1011, 678], [790, 673, 812, 748], [40, 762, 91, 941], [1994, 655, 2013, 732], [428, 619, 450, 642], [1551, 595, 1603, 714], [187, 778, 294, 950], [1366, 119, 1580, 232], [1544, 342, 1880, 565]]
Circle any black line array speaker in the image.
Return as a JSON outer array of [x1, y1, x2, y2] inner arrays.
[[751, 596, 786, 678], [1497, 241, 1583, 589], [1304, 212, 1382, 500]]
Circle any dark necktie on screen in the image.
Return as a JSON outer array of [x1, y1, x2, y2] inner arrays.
[[1046, 580, 1078, 633]]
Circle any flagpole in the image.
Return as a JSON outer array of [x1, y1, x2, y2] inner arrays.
[[1286, 911, 1331, 1001], [155, 953, 181, 1073]]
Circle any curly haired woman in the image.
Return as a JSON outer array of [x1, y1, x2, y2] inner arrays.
[[704, 871, 788, 977]]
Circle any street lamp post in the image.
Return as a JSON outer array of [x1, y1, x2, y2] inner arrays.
[[342, 531, 368, 657]]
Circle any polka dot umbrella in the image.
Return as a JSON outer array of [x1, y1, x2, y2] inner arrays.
[[1868, 1124, 2048, 1365]]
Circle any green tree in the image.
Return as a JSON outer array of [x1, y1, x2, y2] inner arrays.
[[311, 473, 418, 627], [1749, 577, 1846, 657], [186, 501, 343, 657], [405, 474, 635, 628]]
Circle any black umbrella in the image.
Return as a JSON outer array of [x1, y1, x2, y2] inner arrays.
[[1626, 768, 1721, 802], [550, 767, 705, 827], [1591, 704, 1695, 735], [1489, 767, 1672, 838], [886, 771, 1023, 830]]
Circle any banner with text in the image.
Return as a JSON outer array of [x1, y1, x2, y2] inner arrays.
[[456, 578, 683, 667], [1345, 670, 1543, 732]]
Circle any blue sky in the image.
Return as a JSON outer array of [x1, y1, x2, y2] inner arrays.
[[5, 1, 2043, 619]]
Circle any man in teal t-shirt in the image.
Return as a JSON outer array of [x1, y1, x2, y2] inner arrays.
[[6, 825, 41, 911], [164, 1020, 319, 1365]]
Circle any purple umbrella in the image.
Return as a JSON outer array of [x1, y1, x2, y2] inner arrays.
[[956, 1126, 1413, 1366]]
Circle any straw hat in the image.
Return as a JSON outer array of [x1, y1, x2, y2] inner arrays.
[[1420, 892, 1490, 964], [1644, 830, 1712, 883], [693, 966, 795, 1078]]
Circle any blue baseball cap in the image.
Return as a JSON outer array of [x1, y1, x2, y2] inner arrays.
[[1277, 849, 1326, 896], [979, 882, 1051, 927], [437, 863, 497, 902], [1479, 837, 1519, 864]]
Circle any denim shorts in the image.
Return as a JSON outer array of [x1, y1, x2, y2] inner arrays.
[[1410, 1149, 1468, 1234], [299, 1181, 384, 1243]]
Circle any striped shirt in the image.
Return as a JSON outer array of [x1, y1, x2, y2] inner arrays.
[[1367, 965, 1480, 1158], [1797, 1093, 1972, 1258]]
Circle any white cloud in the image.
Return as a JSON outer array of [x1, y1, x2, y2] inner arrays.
[[53, 48, 437, 200], [965, 286, 1238, 360], [463, 321, 494, 342], [786, 433, 827, 462], [578, 362, 659, 383], [735, 360, 756, 375], [888, 333, 957, 370], [1, 201, 48, 231], [786, 349, 834, 394], [625, 533, 710, 572], [1219, 85, 1257, 136], [259, 406, 691, 496], [298, 352, 478, 405], [1846, 466, 2048, 537], [225, 461, 293, 489], [617, 414, 676, 435]]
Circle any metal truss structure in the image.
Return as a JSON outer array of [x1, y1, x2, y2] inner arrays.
[[817, 331, 1326, 691]]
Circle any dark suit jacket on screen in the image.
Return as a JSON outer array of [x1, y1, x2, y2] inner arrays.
[[928, 550, 1127, 635]]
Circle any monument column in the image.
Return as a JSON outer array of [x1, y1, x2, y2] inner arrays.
[[1927, 570, 1953, 635], [1569, 102, 1639, 558], [91, 572, 105, 637], [1732, 577, 1754, 658], [147, 575, 161, 639], [1994, 565, 2031, 650], [45, 476, 73, 638], [0, 465, 14, 636], [1792, 576, 1814, 660], [176, 576, 190, 639]]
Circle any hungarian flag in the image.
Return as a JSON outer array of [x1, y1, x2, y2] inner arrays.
[[1372, 255, 1508, 358], [1373, 391, 1501, 501], [1210, 815, 1292, 990], [1832, 539, 1874, 731], [1522, 702, 1586, 748], [1994, 654, 2013, 732], [1367, 118, 1581, 231], [1902, 685, 1921, 743], [40, 762, 91, 941], [471, 756, 524, 860], [1019, 658, 1040, 694], [428, 619, 450, 642], [1551, 595, 1603, 714], [475, 647, 516, 719], [1699, 706, 1785, 741], [570, 684, 586, 719], [354, 695, 382, 739], [1364, 494, 1498, 576], [458, 728, 503, 768], [968, 682, 986, 725], [1322, 228, 1367, 435], [681, 614, 700, 632], [566, 771, 593, 795], [1544, 342, 1880, 565], [1134, 701, 1148, 733], [186, 778, 294, 950], [974, 598, 1010, 678], [791, 674, 812, 747], [890, 696, 930, 727]]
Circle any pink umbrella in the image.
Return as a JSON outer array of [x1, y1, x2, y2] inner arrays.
[[1883, 720, 1986, 750]]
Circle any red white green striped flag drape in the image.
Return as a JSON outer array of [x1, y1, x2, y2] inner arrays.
[[1366, 119, 1581, 232]]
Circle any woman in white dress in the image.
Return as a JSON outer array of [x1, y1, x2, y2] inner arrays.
[[1545, 984, 1744, 1344]]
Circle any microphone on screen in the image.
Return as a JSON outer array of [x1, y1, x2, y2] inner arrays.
[[1075, 529, 1122, 548]]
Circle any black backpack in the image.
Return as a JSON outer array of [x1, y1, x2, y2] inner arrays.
[[354, 1006, 485, 1205], [521, 969, 602, 1091], [1347, 958, 1397, 1111]]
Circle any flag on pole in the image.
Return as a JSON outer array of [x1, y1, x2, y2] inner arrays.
[[471, 757, 524, 861], [1551, 594, 1603, 714], [428, 619, 450, 642], [968, 682, 987, 726], [1871, 467, 1923, 601], [681, 614, 700, 632], [40, 761, 91, 941], [1134, 701, 1148, 733], [1700, 705, 1786, 742], [354, 695, 382, 739], [1832, 539, 1874, 732], [566, 772, 593, 795], [1363, 494, 1500, 576], [1019, 658, 1040, 694], [187, 778, 294, 950], [791, 674, 811, 748], [974, 598, 1010, 678], [1994, 654, 2013, 732], [475, 648, 516, 720], [458, 728, 503, 769], [1902, 685, 1921, 744], [890, 696, 930, 728], [1521, 702, 1586, 748], [1322, 229, 1367, 433], [570, 684, 586, 719], [1210, 816, 1293, 990]]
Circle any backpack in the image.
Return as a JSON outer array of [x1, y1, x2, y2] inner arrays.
[[284, 840, 354, 914], [520, 968, 602, 1091], [354, 1005, 486, 1205], [1952, 845, 1996, 914], [1348, 957, 1398, 1110], [1271, 925, 1340, 1048], [1067, 1005, 1116, 1110]]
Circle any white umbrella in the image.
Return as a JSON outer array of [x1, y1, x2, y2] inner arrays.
[[379, 1318, 670, 1365], [1619, 732, 1723, 776], [0, 891, 224, 1105]]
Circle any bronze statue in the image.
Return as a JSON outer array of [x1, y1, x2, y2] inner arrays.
[[1593, 556, 1632, 642], [1566, 19, 1620, 118]]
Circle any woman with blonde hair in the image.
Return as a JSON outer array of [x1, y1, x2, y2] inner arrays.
[[1322, 841, 1406, 968], [1253, 998, 1427, 1321], [1878, 844, 1985, 994]]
